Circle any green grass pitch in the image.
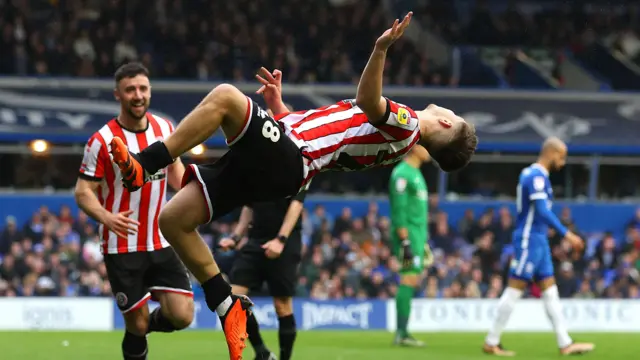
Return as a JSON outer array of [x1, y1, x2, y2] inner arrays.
[[0, 331, 636, 359]]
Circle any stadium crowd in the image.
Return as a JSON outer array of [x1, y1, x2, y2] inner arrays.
[[0, 0, 452, 86], [1, 196, 639, 300]]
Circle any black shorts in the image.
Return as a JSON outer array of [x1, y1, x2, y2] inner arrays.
[[105, 247, 193, 313], [182, 98, 305, 223], [229, 231, 302, 297]]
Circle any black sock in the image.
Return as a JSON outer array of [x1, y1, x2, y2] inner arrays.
[[139, 141, 174, 174], [278, 314, 297, 360], [201, 273, 232, 314], [247, 311, 269, 354], [122, 331, 148, 360], [147, 307, 178, 333]]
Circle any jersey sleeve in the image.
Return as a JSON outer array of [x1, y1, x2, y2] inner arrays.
[[389, 171, 410, 231], [524, 173, 548, 201], [374, 98, 420, 141], [79, 134, 108, 181]]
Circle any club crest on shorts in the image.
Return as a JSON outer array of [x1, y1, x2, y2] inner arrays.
[[115, 292, 128, 307], [397, 107, 409, 125]]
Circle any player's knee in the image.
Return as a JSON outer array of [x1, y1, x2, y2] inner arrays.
[[273, 297, 293, 317], [158, 205, 194, 239], [537, 276, 556, 291], [160, 183, 209, 238], [507, 277, 528, 290], [158, 208, 177, 238], [203, 83, 241, 109], [169, 301, 195, 330]]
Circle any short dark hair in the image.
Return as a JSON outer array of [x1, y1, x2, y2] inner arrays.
[[429, 122, 478, 172], [114, 62, 149, 84]]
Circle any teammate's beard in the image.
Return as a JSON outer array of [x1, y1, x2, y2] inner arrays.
[[126, 101, 149, 120]]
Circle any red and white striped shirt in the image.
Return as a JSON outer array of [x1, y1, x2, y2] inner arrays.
[[79, 113, 174, 254], [276, 98, 420, 188]]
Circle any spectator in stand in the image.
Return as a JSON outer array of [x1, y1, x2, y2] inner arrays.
[[2, 203, 640, 301], [596, 233, 621, 270], [0, 216, 21, 255], [0, 0, 450, 85]]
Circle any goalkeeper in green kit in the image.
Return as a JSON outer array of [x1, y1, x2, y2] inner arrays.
[[389, 144, 433, 347]]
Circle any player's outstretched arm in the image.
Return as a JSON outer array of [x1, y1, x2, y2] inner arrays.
[[356, 12, 412, 124]]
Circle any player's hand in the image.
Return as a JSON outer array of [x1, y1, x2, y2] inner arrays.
[[375, 12, 412, 51], [564, 231, 584, 251], [399, 240, 414, 269], [103, 210, 139, 239], [262, 239, 284, 259], [423, 243, 434, 267], [218, 237, 237, 251], [256, 67, 283, 106]]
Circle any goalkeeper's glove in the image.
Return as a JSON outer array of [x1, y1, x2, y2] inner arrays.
[[423, 243, 434, 267], [399, 239, 414, 269]]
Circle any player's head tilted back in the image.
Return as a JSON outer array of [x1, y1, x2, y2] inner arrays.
[[539, 136, 567, 171], [416, 104, 478, 172], [114, 62, 151, 121]]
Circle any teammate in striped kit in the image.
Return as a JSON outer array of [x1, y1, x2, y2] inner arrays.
[[483, 137, 594, 356], [108, 13, 476, 360], [75, 63, 195, 360]]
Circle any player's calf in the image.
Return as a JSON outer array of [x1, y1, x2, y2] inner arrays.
[[159, 184, 251, 360], [150, 290, 195, 332], [123, 311, 151, 359], [273, 297, 297, 360], [148, 306, 192, 333]]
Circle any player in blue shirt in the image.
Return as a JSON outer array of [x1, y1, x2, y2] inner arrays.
[[483, 137, 595, 356]]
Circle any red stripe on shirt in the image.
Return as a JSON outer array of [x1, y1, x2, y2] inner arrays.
[[108, 120, 130, 252], [95, 132, 115, 254], [135, 131, 151, 252], [290, 103, 353, 130], [149, 116, 166, 250]]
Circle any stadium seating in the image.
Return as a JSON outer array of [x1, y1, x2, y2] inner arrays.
[[0, 0, 450, 85], [1, 200, 638, 300], [0, 0, 639, 304]]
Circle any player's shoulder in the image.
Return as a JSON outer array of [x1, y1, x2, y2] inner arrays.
[[86, 121, 116, 146], [386, 97, 417, 117], [520, 165, 548, 189], [520, 164, 545, 179]]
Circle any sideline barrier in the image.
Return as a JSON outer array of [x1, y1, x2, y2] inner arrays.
[[0, 298, 112, 331], [112, 298, 388, 331], [1, 298, 637, 332], [386, 299, 640, 332]]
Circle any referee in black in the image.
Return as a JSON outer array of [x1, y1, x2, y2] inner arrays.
[[219, 191, 306, 360]]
